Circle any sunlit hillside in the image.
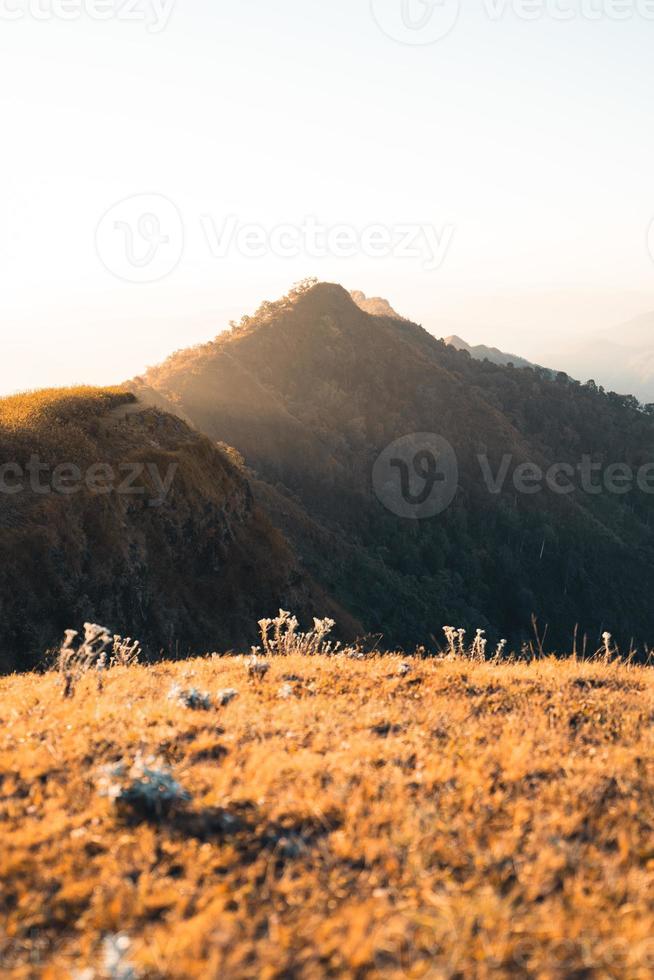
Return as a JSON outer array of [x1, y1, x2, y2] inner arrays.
[[133, 281, 654, 651], [0, 386, 345, 672], [2, 634, 654, 977]]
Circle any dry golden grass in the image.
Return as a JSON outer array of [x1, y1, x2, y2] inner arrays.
[[0, 387, 133, 430], [0, 386, 136, 479], [2, 652, 654, 978]]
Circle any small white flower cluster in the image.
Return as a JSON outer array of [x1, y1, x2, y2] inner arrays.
[[98, 753, 191, 819], [443, 626, 508, 661], [443, 626, 467, 657], [471, 629, 487, 662], [111, 636, 141, 668], [494, 639, 508, 660], [257, 609, 339, 657], [58, 623, 141, 698], [168, 685, 241, 709], [602, 631, 613, 660], [167, 684, 213, 711]]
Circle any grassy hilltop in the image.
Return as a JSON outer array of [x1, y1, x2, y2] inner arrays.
[[0, 386, 346, 672], [2, 640, 654, 978]]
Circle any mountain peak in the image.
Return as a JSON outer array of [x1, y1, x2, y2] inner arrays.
[[350, 290, 404, 320], [133, 280, 654, 649], [292, 281, 359, 314], [444, 334, 472, 352]]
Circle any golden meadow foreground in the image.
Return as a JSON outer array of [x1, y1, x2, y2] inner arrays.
[[2, 649, 654, 978]]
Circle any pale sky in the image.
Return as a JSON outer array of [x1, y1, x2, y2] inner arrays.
[[2, 0, 654, 394]]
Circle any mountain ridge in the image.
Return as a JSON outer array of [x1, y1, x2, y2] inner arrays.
[[444, 333, 537, 370], [132, 281, 654, 651]]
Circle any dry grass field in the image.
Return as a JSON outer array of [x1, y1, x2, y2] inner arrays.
[[2, 645, 654, 978]]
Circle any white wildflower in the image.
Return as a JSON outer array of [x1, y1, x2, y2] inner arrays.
[[443, 626, 457, 656], [602, 631, 613, 660], [494, 638, 507, 659], [471, 629, 487, 662], [257, 610, 337, 656]]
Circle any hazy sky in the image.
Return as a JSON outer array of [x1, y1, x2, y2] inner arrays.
[[2, 0, 654, 394]]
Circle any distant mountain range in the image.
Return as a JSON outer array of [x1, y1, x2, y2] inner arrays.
[[443, 334, 537, 371], [442, 311, 654, 404], [561, 312, 654, 403], [351, 292, 540, 371]]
